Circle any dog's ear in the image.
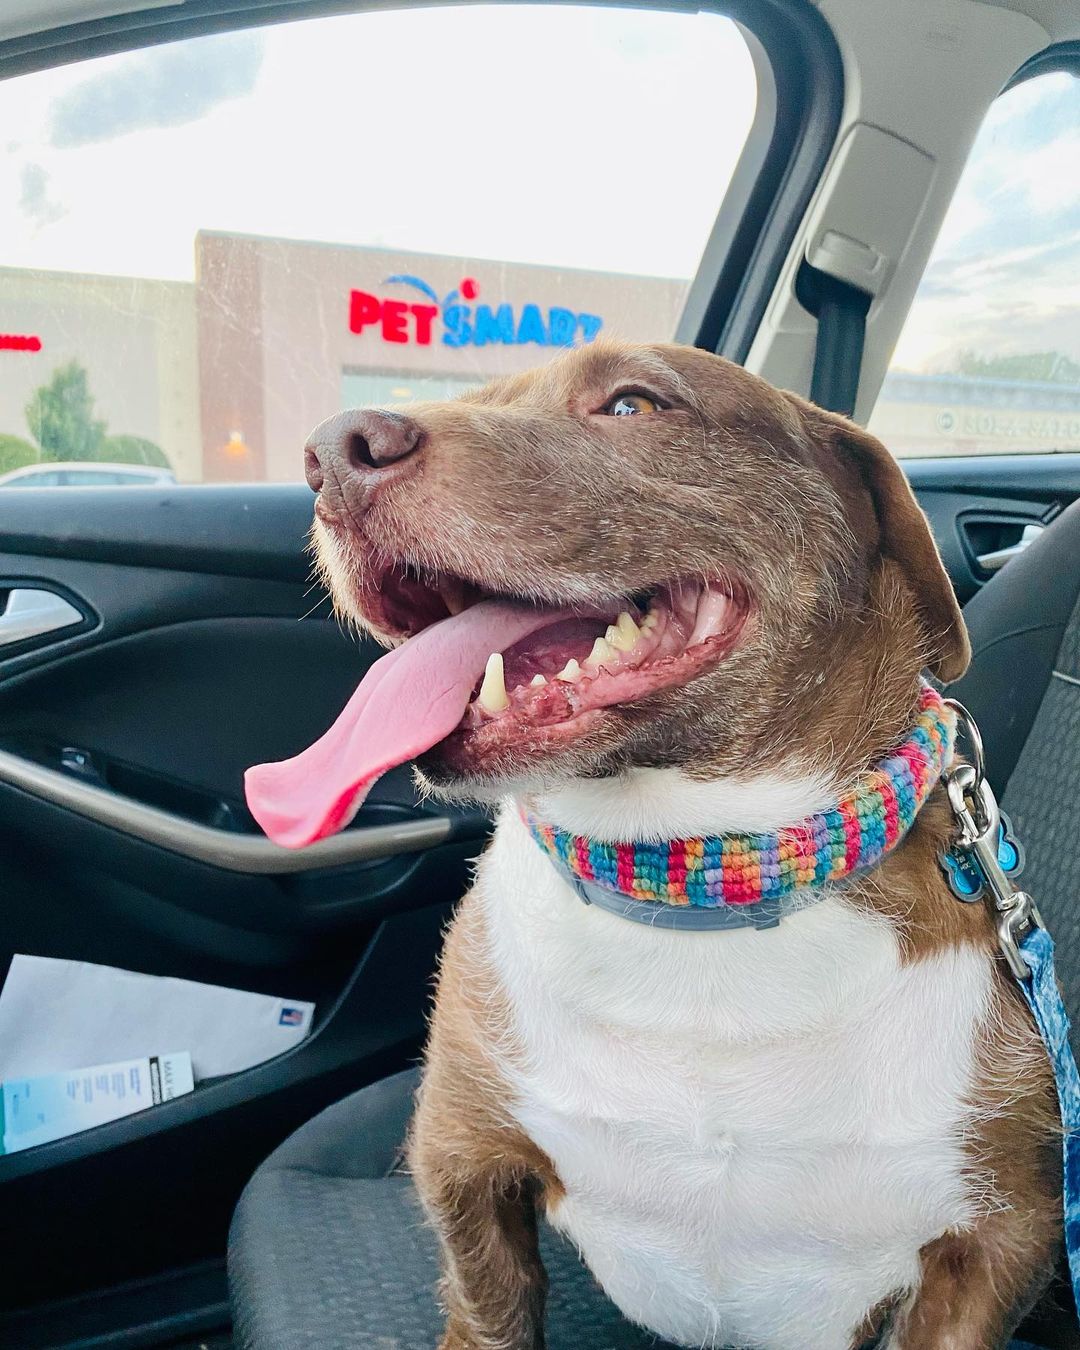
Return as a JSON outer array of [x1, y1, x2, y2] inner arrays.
[[801, 402, 971, 683]]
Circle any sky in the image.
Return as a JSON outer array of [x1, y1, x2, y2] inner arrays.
[[891, 72, 1080, 373], [0, 5, 756, 285], [1, 11, 1077, 374]]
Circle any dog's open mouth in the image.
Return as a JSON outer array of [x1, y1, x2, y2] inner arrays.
[[458, 579, 745, 730], [244, 561, 749, 849]]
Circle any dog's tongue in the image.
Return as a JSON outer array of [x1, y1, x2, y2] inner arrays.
[[245, 601, 564, 849]]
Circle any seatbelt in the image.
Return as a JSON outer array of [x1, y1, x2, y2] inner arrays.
[[796, 262, 873, 418]]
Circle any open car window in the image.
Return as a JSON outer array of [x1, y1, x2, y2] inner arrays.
[[0, 4, 761, 485]]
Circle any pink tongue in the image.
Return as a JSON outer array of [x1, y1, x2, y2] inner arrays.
[[244, 601, 567, 849]]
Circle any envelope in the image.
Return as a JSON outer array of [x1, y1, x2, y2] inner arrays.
[[0, 955, 315, 1081]]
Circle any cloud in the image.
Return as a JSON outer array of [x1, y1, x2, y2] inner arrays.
[[19, 162, 65, 228], [49, 30, 263, 148]]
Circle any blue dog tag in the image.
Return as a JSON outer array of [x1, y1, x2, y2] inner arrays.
[[939, 811, 1024, 901]]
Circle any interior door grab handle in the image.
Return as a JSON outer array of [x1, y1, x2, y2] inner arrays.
[[0, 587, 83, 647], [976, 523, 1044, 574], [0, 747, 457, 874]]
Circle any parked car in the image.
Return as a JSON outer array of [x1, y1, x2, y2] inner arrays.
[[0, 461, 176, 488]]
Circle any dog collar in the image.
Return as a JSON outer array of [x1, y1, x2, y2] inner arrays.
[[523, 682, 955, 931]]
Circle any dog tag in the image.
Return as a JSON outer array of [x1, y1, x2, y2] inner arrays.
[[939, 811, 1023, 902]]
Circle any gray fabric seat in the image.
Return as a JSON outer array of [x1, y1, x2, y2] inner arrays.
[[229, 1068, 681, 1350], [230, 502, 1080, 1349]]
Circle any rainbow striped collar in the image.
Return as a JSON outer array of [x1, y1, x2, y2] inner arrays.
[[522, 683, 955, 931]]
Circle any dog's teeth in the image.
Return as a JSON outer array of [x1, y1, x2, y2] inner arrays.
[[586, 636, 616, 669], [441, 578, 466, 616], [556, 659, 582, 682], [478, 652, 509, 713], [529, 673, 547, 687], [609, 611, 640, 651], [641, 611, 658, 630]]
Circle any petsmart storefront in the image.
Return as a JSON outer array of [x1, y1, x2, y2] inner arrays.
[[196, 232, 682, 484], [0, 232, 685, 484]]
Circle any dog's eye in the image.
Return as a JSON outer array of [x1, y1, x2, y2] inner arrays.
[[603, 392, 659, 417]]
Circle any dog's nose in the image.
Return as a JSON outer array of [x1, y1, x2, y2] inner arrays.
[[304, 408, 423, 497]]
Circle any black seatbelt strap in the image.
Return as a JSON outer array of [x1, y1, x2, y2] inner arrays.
[[795, 262, 873, 418]]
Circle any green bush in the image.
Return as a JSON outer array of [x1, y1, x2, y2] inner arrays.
[[25, 361, 106, 461], [102, 434, 171, 469], [22, 361, 172, 471], [0, 434, 40, 475]]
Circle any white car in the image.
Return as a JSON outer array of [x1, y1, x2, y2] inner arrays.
[[0, 461, 177, 488]]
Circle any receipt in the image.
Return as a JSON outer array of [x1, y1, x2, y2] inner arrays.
[[1, 1051, 194, 1154]]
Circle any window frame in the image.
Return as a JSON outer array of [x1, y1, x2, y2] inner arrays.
[[0, 0, 843, 369], [1006, 38, 1080, 91]]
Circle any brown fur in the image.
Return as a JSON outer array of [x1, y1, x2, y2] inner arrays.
[[305, 341, 1060, 1348], [409, 898, 563, 1350]]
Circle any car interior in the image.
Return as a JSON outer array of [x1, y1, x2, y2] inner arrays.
[[1, 0, 1080, 1346]]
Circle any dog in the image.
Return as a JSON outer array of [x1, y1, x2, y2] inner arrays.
[[247, 341, 1061, 1350]]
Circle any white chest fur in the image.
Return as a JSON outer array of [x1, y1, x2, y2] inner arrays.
[[477, 792, 994, 1350]]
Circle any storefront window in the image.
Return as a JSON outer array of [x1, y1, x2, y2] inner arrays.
[[0, 5, 758, 485], [341, 372, 483, 411]]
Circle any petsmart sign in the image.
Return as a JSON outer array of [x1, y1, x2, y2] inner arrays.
[[348, 275, 603, 350]]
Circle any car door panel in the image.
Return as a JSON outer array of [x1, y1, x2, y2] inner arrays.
[[0, 485, 484, 1323], [905, 453, 1080, 604]]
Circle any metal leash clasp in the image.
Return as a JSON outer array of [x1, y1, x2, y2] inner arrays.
[[941, 699, 1043, 981]]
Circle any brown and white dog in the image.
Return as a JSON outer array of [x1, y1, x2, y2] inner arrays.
[[252, 342, 1061, 1349]]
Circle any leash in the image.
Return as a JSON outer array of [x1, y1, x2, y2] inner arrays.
[[939, 699, 1080, 1317]]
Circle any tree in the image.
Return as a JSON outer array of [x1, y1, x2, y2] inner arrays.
[[103, 434, 170, 468], [25, 361, 107, 462], [0, 433, 40, 475]]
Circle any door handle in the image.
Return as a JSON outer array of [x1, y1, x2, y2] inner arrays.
[[0, 588, 83, 647], [975, 523, 1044, 574]]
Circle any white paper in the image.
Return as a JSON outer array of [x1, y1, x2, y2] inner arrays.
[[0, 956, 314, 1082], [2, 1051, 195, 1154]]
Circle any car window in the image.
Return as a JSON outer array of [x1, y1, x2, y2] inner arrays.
[[870, 70, 1080, 458], [60, 469, 133, 485], [0, 5, 759, 485], [3, 469, 62, 486]]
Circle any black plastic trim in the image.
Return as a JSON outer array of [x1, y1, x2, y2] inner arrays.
[[1005, 39, 1080, 92], [0, 1260, 229, 1350], [0, 484, 316, 582], [902, 453, 1080, 500]]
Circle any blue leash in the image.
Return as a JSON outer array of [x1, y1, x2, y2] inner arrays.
[[940, 701, 1080, 1325], [1014, 926, 1080, 1300]]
